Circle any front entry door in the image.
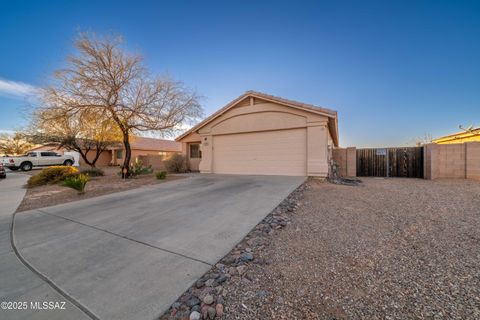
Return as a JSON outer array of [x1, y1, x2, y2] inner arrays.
[[188, 143, 202, 171]]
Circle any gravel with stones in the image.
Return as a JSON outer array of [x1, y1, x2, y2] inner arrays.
[[161, 178, 480, 319]]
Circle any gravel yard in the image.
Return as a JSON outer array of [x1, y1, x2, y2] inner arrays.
[[165, 177, 480, 320], [221, 178, 480, 319]]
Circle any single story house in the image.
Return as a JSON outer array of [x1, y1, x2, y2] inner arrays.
[[176, 91, 338, 177], [432, 127, 480, 144], [29, 136, 182, 167]]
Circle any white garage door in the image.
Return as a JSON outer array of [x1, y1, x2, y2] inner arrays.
[[213, 128, 307, 176]]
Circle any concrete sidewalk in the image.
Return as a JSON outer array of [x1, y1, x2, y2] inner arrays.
[[0, 172, 29, 216], [0, 173, 91, 320], [8, 174, 304, 320]]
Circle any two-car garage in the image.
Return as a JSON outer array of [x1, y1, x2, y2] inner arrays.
[[176, 91, 338, 177]]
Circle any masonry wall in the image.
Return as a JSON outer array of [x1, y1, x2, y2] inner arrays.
[[136, 155, 167, 170], [79, 150, 112, 167], [424, 142, 480, 180], [332, 147, 356, 177], [466, 143, 480, 180]]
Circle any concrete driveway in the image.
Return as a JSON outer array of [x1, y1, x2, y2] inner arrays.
[[4, 174, 304, 320], [1, 172, 92, 320]]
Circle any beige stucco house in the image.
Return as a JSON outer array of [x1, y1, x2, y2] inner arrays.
[[176, 91, 338, 177]]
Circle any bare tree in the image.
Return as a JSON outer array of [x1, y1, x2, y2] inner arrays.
[[412, 133, 433, 146], [0, 132, 33, 156], [43, 33, 202, 176], [29, 105, 121, 167]]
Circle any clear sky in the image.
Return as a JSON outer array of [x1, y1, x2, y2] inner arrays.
[[0, 0, 479, 147]]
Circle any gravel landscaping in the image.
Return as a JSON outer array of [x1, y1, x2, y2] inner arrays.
[[162, 177, 480, 320], [16, 167, 185, 212]]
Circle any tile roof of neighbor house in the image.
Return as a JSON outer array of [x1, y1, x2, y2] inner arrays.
[[130, 136, 182, 152], [29, 137, 181, 152], [29, 143, 59, 152], [176, 90, 339, 146]]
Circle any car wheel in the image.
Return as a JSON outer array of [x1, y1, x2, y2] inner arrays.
[[64, 160, 73, 166], [20, 162, 33, 171]]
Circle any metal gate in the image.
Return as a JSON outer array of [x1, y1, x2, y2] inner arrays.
[[356, 147, 424, 178]]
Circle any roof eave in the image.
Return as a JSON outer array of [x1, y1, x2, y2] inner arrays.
[[175, 91, 339, 143]]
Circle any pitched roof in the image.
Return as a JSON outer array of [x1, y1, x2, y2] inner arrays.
[[29, 137, 181, 152], [130, 136, 182, 152], [176, 91, 339, 146], [432, 127, 480, 144], [29, 144, 60, 152]]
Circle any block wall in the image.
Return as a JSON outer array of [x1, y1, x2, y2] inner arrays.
[[424, 142, 480, 180]]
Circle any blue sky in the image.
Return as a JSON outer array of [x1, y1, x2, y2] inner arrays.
[[0, 0, 479, 147]]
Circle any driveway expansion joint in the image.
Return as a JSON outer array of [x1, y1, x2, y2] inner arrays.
[[34, 209, 213, 266], [10, 210, 100, 320]]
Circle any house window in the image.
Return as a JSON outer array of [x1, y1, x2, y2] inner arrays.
[[159, 151, 168, 158], [189, 144, 201, 159], [116, 150, 123, 159]]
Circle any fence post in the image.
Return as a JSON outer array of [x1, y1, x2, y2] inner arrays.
[[386, 150, 390, 177], [346, 147, 356, 177]]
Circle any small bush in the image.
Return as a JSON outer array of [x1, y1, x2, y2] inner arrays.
[[63, 174, 89, 194], [27, 166, 78, 188], [80, 167, 104, 177], [129, 159, 153, 177], [165, 153, 187, 173], [156, 171, 167, 180], [117, 159, 154, 178]]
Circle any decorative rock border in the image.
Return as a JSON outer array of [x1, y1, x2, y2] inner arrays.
[[160, 182, 307, 320]]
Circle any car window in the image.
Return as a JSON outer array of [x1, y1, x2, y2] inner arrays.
[[27, 152, 37, 157], [40, 152, 58, 157]]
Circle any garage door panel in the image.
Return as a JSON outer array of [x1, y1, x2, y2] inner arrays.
[[213, 129, 306, 176]]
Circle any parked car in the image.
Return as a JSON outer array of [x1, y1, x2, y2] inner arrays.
[[1, 151, 74, 171], [0, 162, 6, 178]]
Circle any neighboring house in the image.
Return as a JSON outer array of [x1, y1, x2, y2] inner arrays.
[[29, 136, 181, 167], [176, 91, 339, 177], [433, 127, 480, 144]]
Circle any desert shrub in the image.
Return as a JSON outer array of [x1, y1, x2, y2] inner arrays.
[[63, 174, 89, 194], [117, 159, 153, 178], [27, 166, 78, 188], [80, 167, 104, 177], [165, 153, 187, 173], [156, 171, 167, 180], [129, 159, 153, 177]]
